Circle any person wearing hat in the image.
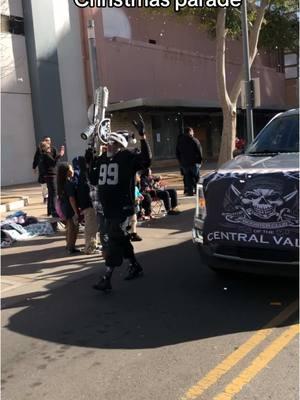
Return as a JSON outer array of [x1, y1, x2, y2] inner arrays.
[[89, 114, 152, 292]]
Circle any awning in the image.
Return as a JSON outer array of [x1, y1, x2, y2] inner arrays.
[[108, 98, 219, 112], [108, 97, 287, 113]]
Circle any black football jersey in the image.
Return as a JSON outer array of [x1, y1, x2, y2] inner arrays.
[[89, 139, 151, 218]]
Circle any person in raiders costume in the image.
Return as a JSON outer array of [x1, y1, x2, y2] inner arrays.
[[90, 114, 151, 292]]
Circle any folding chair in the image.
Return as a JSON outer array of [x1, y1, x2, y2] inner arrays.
[[150, 180, 168, 217], [151, 196, 166, 217]]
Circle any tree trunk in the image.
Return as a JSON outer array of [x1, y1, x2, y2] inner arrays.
[[218, 104, 237, 165], [215, 9, 236, 166], [216, 0, 270, 165]]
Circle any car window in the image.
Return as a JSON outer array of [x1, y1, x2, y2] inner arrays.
[[247, 114, 299, 154]]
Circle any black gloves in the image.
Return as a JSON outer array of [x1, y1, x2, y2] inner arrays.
[[132, 113, 145, 137]]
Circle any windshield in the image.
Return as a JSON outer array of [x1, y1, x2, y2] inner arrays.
[[246, 114, 299, 154]]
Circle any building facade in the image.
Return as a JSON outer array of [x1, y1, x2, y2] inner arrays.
[[1, 0, 36, 186], [1, 0, 87, 186], [1, 2, 298, 185], [80, 7, 298, 164]]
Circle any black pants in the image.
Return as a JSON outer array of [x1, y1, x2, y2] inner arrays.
[[96, 212, 107, 247], [180, 168, 188, 194], [45, 176, 57, 216], [104, 216, 135, 267], [181, 165, 200, 195], [141, 192, 152, 216], [156, 189, 178, 211]]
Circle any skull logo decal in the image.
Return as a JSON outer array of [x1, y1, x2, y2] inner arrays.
[[222, 175, 299, 229], [241, 188, 284, 219]]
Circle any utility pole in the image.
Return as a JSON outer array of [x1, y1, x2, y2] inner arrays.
[[85, 20, 110, 153], [87, 19, 100, 95], [241, 0, 254, 144]]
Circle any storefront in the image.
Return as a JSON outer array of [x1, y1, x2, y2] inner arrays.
[[109, 100, 283, 163]]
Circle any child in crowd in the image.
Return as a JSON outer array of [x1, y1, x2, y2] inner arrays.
[[129, 182, 143, 241], [136, 173, 152, 220], [72, 156, 99, 254], [56, 163, 80, 254], [85, 145, 108, 254]]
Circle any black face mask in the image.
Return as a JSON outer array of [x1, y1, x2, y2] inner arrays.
[[107, 142, 122, 157]]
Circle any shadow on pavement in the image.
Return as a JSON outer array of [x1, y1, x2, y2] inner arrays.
[[3, 238, 299, 351], [137, 207, 195, 235]]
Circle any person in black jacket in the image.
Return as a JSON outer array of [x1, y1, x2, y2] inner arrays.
[[33, 136, 64, 212], [32, 141, 49, 203], [39, 140, 64, 216], [89, 115, 152, 292], [176, 127, 203, 196]]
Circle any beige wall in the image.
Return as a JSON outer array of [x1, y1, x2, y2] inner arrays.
[[1, 0, 36, 186], [81, 8, 286, 109], [52, 0, 88, 162], [285, 79, 299, 108]]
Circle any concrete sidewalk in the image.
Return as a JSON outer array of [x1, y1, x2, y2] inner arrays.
[[1, 162, 217, 308], [1, 162, 216, 220]]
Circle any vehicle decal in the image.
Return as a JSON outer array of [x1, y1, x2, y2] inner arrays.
[[203, 172, 299, 249]]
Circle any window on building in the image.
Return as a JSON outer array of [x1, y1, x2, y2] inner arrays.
[[284, 53, 297, 66], [284, 52, 299, 79]]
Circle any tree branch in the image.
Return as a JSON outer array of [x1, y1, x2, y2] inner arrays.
[[249, 0, 269, 64], [216, 8, 231, 110], [230, 0, 270, 104]]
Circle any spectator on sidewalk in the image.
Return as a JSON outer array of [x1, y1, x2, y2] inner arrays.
[[39, 140, 64, 217], [85, 146, 107, 252], [56, 163, 80, 254], [128, 182, 143, 242], [140, 168, 180, 216], [32, 141, 49, 204], [135, 173, 152, 220], [72, 156, 99, 254], [176, 127, 202, 196], [34, 137, 64, 216]]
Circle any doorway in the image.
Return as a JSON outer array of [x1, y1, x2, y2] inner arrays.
[[151, 114, 181, 159]]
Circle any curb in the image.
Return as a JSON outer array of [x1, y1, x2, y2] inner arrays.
[[0, 196, 29, 213]]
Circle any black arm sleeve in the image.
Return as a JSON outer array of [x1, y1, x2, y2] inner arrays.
[[195, 140, 203, 163], [88, 157, 100, 186], [175, 143, 181, 162], [198, 142, 203, 163], [52, 147, 62, 161], [133, 139, 152, 172], [32, 148, 40, 169]]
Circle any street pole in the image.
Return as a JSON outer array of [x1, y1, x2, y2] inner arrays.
[[87, 19, 103, 154], [241, 0, 254, 144], [87, 19, 100, 96]]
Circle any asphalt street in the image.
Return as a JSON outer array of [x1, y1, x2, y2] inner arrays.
[[1, 198, 299, 400]]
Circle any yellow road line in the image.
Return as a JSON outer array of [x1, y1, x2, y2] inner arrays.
[[214, 324, 299, 400], [181, 300, 298, 400]]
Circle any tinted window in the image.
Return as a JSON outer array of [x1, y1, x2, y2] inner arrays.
[[247, 114, 299, 154]]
